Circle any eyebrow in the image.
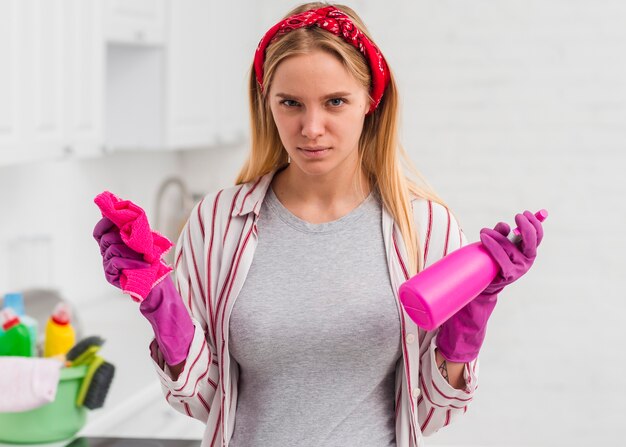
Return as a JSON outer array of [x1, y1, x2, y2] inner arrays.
[[275, 92, 352, 100]]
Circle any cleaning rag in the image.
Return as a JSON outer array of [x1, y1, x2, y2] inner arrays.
[[0, 357, 63, 412], [94, 191, 173, 302]]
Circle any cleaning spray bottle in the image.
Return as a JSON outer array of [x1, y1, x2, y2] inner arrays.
[[44, 302, 76, 358], [3, 292, 39, 356], [399, 209, 548, 330], [0, 308, 33, 357]]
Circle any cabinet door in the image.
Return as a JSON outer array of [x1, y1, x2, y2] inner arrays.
[[64, 0, 104, 159], [2, 0, 66, 166], [25, 0, 65, 163], [0, 0, 104, 167], [166, 0, 252, 150], [166, 0, 215, 149], [210, 1, 251, 146], [0, 0, 22, 165], [106, 0, 166, 46]]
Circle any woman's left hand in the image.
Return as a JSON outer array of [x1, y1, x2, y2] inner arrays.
[[435, 210, 545, 365], [479, 210, 544, 295]]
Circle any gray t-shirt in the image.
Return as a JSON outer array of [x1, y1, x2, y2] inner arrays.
[[229, 185, 402, 447]]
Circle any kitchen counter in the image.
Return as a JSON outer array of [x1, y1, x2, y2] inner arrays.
[[0, 437, 201, 447]]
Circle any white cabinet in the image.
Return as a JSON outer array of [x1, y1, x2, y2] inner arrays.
[[207, 1, 251, 147], [105, 0, 166, 46], [0, 0, 103, 167], [64, 0, 104, 159], [0, 0, 23, 165], [167, 0, 249, 149], [0, 0, 64, 166], [165, 0, 215, 149], [105, 44, 165, 150], [105, 0, 249, 152], [0, 0, 251, 166], [165, 0, 250, 149]]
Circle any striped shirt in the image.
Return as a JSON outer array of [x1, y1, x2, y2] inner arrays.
[[149, 168, 479, 447]]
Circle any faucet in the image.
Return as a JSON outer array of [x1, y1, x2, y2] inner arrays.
[[154, 177, 195, 265]]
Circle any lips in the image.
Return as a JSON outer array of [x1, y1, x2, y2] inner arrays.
[[297, 147, 331, 158], [298, 146, 329, 152]]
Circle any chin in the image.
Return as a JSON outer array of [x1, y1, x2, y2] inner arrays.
[[291, 161, 340, 178]]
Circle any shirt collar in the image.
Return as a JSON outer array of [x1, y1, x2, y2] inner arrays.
[[230, 168, 281, 217]]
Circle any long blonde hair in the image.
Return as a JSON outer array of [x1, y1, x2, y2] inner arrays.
[[235, 1, 446, 276]]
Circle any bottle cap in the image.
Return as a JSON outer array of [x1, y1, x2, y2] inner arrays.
[[51, 302, 72, 325], [0, 307, 21, 331], [3, 292, 25, 316]]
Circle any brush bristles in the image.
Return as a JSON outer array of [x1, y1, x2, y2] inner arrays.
[[66, 335, 105, 361], [83, 361, 115, 410]]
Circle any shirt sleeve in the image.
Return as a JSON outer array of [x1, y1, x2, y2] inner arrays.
[[148, 196, 220, 423], [412, 200, 480, 436]]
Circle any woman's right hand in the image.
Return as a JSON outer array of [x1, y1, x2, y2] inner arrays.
[[93, 217, 151, 289], [93, 217, 194, 370]]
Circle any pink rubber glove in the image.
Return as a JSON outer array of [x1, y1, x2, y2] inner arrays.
[[138, 277, 194, 366], [480, 211, 544, 295], [436, 211, 544, 363], [93, 217, 193, 366]]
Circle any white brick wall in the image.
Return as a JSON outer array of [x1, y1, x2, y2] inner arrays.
[[360, 1, 625, 445]]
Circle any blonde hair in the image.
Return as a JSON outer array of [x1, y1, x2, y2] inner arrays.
[[235, 1, 447, 276]]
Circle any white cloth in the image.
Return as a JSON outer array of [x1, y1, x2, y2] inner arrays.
[[148, 168, 480, 447], [0, 357, 63, 412]]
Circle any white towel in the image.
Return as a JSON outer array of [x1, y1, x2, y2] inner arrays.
[[0, 357, 63, 412]]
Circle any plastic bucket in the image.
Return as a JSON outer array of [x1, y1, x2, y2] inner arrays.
[[0, 364, 88, 444]]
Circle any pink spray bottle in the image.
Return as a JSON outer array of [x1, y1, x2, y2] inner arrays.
[[399, 209, 548, 331]]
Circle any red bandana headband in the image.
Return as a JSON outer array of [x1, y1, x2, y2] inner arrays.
[[253, 5, 390, 115]]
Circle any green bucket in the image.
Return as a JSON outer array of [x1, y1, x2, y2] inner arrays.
[[0, 364, 88, 444]]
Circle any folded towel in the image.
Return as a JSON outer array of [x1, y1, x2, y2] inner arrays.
[[94, 191, 173, 302], [0, 357, 63, 412]]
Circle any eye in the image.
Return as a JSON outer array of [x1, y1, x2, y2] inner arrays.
[[279, 98, 347, 108], [279, 99, 300, 108], [328, 98, 346, 107]]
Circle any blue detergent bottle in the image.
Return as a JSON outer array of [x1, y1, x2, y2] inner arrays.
[[3, 292, 39, 356]]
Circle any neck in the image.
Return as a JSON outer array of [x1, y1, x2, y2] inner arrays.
[[273, 163, 371, 208]]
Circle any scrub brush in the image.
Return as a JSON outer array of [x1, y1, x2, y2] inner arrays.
[[66, 335, 115, 410]]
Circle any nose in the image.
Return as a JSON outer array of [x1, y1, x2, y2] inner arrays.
[[300, 107, 325, 140]]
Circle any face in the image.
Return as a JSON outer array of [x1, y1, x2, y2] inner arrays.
[[268, 50, 370, 178]]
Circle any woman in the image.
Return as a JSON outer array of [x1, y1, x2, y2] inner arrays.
[[93, 3, 543, 446]]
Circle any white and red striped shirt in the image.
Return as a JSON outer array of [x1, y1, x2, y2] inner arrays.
[[149, 168, 479, 447]]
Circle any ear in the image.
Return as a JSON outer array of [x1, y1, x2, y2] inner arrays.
[[366, 92, 375, 114]]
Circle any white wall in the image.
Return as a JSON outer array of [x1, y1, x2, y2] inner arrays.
[[0, 151, 183, 302], [361, 1, 625, 445], [1, 1, 624, 446]]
